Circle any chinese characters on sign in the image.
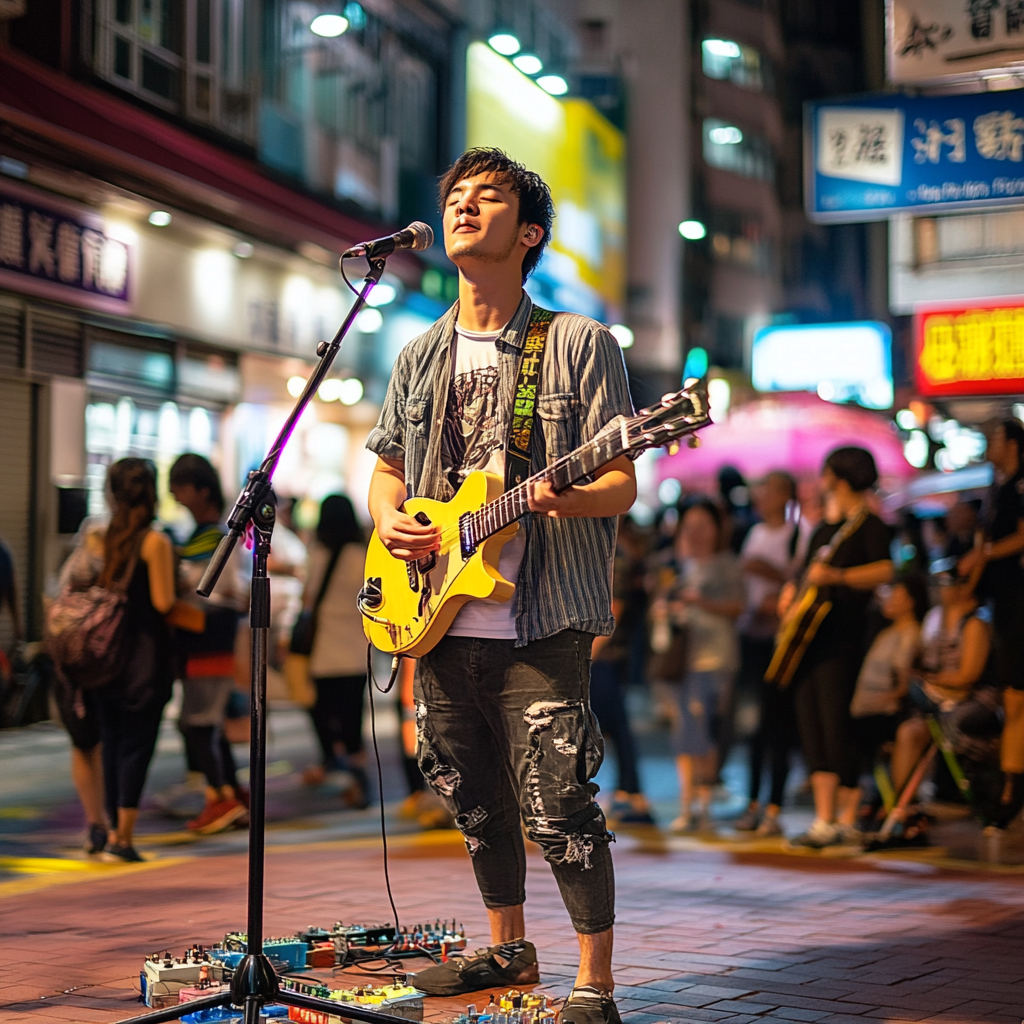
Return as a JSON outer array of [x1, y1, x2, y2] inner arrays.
[[818, 107, 904, 187], [889, 0, 1024, 84], [808, 89, 1024, 221], [916, 301, 1024, 397], [0, 186, 130, 308]]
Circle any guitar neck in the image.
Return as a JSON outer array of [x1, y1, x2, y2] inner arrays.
[[464, 428, 627, 547]]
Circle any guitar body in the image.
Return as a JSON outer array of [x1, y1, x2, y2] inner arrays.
[[358, 381, 710, 659], [361, 471, 519, 657], [764, 584, 832, 688]]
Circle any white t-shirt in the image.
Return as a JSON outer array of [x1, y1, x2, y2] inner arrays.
[[442, 322, 525, 640], [740, 521, 799, 637], [850, 620, 919, 718]]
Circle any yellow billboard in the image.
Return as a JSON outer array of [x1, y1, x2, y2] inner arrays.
[[465, 41, 625, 323]]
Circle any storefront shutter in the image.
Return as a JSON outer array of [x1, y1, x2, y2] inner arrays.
[[0, 299, 22, 372], [29, 308, 83, 378], [0, 379, 32, 649]]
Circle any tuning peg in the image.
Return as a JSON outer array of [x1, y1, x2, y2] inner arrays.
[[666, 441, 680, 456], [688, 436, 701, 448]]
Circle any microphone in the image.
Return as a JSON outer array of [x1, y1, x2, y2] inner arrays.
[[341, 221, 434, 260]]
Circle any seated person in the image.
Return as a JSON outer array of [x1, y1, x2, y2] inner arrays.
[[889, 565, 991, 815], [850, 574, 929, 775]]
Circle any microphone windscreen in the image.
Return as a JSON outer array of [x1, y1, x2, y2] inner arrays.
[[408, 222, 434, 251]]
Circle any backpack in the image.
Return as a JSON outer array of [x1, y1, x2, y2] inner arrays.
[[45, 534, 143, 690]]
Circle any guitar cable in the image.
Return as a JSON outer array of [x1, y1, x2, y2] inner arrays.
[[366, 644, 405, 951]]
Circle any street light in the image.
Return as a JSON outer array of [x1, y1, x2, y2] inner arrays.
[[310, 13, 349, 37], [709, 124, 743, 145], [537, 74, 569, 95], [609, 324, 634, 349], [703, 38, 741, 58], [488, 32, 521, 55], [678, 219, 706, 240], [365, 282, 397, 307], [512, 53, 543, 75]]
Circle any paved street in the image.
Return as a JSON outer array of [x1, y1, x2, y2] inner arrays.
[[1, 697, 1023, 1024]]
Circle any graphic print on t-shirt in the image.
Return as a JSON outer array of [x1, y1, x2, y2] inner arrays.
[[441, 364, 502, 491], [441, 322, 524, 640]]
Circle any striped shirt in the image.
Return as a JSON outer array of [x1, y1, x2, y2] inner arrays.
[[366, 292, 634, 646]]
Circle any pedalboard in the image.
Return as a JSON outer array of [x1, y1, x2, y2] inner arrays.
[[447, 989, 556, 1024], [281, 981, 424, 1023]]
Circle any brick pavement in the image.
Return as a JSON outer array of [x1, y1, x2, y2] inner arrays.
[[1, 832, 1022, 1024]]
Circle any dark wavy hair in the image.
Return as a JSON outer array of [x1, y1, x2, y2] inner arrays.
[[99, 458, 156, 587], [316, 494, 363, 554], [438, 147, 555, 282]]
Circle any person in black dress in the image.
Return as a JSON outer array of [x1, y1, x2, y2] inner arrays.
[[781, 447, 893, 849], [94, 459, 176, 862]]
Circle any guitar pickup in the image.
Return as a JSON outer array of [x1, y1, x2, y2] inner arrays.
[[413, 511, 437, 574]]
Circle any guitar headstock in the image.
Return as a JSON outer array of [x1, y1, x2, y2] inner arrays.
[[626, 379, 711, 455]]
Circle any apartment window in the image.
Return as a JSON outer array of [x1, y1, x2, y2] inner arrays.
[[708, 212, 771, 272], [701, 38, 767, 92], [703, 118, 774, 182], [95, 0, 255, 142], [263, 2, 439, 216]]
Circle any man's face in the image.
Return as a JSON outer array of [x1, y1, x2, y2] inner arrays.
[[442, 172, 541, 272], [171, 481, 204, 518], [755, 474, 791, 518]]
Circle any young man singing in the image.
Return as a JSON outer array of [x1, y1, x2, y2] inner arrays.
[[366, 149, 636, 1024]]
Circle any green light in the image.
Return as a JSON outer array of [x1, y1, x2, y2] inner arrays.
[[683, 347, 709, 380]]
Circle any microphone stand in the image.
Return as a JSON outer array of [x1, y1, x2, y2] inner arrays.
[[114, 255, 405, 1024]]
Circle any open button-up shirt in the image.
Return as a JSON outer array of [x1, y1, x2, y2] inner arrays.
[[366, 293, 635, 645]]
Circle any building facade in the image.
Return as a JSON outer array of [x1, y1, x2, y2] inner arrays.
[[0, 0, 466, 647]]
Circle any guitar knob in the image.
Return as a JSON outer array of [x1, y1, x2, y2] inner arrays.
[[688, 436, 701, 448], [358, 577, 383, 611]]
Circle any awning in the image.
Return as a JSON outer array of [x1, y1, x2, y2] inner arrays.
[[657, 392, 915, 484], [0, 48, 420, 275]]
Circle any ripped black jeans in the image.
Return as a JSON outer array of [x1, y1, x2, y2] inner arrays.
[[416, 630, 615, 934]]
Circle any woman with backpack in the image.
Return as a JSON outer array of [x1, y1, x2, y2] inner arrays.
[[58, 458, 176, 862], [299, 494, 370, 807]]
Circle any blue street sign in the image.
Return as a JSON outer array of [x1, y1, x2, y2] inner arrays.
[[806, 88, 1024, 223]]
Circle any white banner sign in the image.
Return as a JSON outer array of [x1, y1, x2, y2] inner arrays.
[[888, 0, 1024, 83]]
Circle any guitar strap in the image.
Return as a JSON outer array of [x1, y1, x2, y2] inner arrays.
[[504, 306, 555, 491]]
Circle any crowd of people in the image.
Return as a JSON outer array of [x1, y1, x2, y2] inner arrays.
[[39, 454, 410, 861], [599, 424, 1024, 847], [4, 417, 1024, 857]]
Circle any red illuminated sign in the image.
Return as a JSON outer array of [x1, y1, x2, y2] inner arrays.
[[916, 298, 1024, 397]]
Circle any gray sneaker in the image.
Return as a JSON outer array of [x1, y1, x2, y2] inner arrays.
[[755, 815, 783, 837], [411, 939, 539, 996], [788, 820, 840, 849], [560, 986, 622, 1024]]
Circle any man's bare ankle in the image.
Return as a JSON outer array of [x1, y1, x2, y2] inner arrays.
[[574, 978, 613, 993]]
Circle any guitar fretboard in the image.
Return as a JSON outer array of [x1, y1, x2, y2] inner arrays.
[[464, 429, 627, 548]]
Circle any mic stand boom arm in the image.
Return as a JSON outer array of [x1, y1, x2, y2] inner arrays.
[[115, 256, 402, 1024], [197, 255, 386, 600]]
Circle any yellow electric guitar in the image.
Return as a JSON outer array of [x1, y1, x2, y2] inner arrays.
[[358, 383, 710, 656]]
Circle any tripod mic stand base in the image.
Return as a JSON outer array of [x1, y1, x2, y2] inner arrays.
[[115, 953, 419, 1024]]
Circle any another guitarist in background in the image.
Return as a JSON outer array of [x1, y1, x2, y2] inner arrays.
[[365, 148, 636, 1024], [778, 448, 893, 849]]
